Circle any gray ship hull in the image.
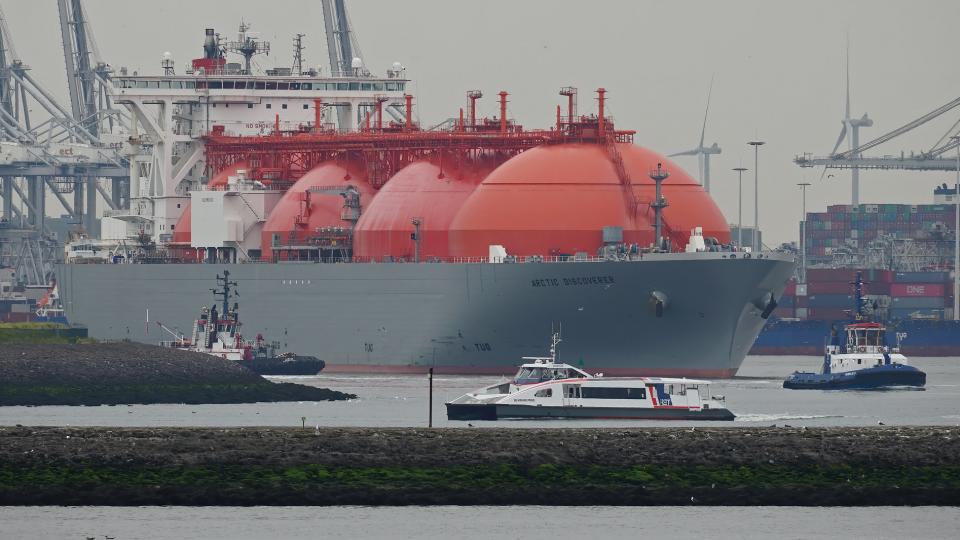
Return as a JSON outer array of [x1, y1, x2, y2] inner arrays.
[[56, 252, 794, 377]]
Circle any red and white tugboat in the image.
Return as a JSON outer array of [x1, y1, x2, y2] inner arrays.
[[159, 271, 324, 375]]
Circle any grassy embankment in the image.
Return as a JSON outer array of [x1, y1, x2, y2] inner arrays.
[[1, 426, 956, 506]]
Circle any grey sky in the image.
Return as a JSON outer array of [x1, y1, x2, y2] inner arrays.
[[4, 0, 959, 245]]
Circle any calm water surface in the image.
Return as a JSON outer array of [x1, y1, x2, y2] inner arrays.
[[0, 356, 957, 428], [0, 505, 957, 540]]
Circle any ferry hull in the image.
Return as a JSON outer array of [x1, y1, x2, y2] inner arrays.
[[56, 252, 794, 377], [446, 403, 735, 421]]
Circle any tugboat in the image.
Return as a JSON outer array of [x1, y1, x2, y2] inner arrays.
[[783, 272, 925, 390], [158, 271, 325, 376], [446, 331, 734, 421]]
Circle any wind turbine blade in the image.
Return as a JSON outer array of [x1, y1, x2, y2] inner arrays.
[[668, 149, 700, 157], [830, 124, 847, 156], [699, 75, 714, 149], [844, 34, 851, 122], [697, 154, 704, 186]]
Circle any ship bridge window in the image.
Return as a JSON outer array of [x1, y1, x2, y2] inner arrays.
[[290, 83, 301, 90], [159, 81, 172, 89], [266, 82, 277, 90], [582, 387, 646, 400], [136, 81, 149, 88], [185, 81, 196, 89], [255, 82, 266, 90], [373, 83, 384, 91], [278, 83, 290, 90], [349, 82, 360, 91], [209, 81, 222, 89], [386, 82, 398, 91], [222, 81, 235, 89], [337, 83, 348, 91], [361, 83, 372, 91], [534, 388, 552, 398], [300, 83, 312, 90]]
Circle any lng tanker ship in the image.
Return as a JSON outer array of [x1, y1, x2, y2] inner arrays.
[[54, 21, 795, 376]]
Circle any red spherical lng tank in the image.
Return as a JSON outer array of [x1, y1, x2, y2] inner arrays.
[[353, 161, 487, 261], [448, 143, 729, 258], [208, 161, 249, 188], [260, 162, 375, 259]]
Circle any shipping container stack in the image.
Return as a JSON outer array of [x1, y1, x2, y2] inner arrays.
[[776, 269, 955, 323], [803, 202, 957, 267]]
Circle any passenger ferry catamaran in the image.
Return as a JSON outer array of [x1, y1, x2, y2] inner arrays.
[[446, 332, 734, 421]]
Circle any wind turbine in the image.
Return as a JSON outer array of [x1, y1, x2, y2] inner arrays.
[[670, 78, 722, 192], [827, 37, 873, 206]]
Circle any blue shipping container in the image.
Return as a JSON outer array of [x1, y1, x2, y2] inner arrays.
[[891, 296, 946, 309], [890, 307, 944, 320], [894, 271, 949, 283]]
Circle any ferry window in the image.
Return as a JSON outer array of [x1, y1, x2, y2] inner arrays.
[[212, 104, 216, 108], [373, 83, 384, 91], [248, 104, 254, 109], [349, 82, 360, 91], [278, 83, 290, 90], [265, 82, 277, 90], [209, 81, 222, 89], [534, 389, 552, 398], [301, 83, 312, 90], [160, 81, 172, 89], [176, 203, 181, 208], [170, 225, 175, 230], [282, 103, 288, 109], [386, 83, 398, 91], [582, 387, 646, 400], [361, 83, 371, 91], [185, 81, 196, 89], [291, 83, 301, 90], [223, 81, 235, 89], [266, 104, 272, 109], [137, 81, 149, 88], [172, 81, 183, 89], [225, 104, 230, 108], [337, 83, 348, 91], [399, 82, 406, 91], [255, 82, 266, 90], [303, 104, 309, 109], [858, 359, 862, 365], [150, 81, 161, 88]]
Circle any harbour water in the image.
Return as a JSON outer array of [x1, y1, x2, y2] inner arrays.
[[1, 505, 957, 540], [2, 356, 957, 539], [1, 357, 957, 428]]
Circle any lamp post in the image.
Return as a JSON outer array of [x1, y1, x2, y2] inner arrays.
[[747, 140, 765, 251], [733, 167, 748, 249], [797, 182, 811, 283], [952, 135, 960, 321]]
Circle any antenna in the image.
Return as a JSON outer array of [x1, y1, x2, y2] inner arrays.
[[223, 21, 270, 75], [211, 270, 239, 318], [293, 33, 306, 76]]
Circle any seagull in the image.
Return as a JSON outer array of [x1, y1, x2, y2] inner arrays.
[[878, 421, 885, 426], [468, 423, 474, 427]]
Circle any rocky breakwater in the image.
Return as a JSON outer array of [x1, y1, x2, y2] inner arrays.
[[0, 426, 957, 505], [0, 343, 353, 406]]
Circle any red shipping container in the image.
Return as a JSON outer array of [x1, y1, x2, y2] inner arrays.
[[783, 280, 797, 296], [866, 282, 891, 296], [807, 281, 853, 294], [891, 283, 946, 297]]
